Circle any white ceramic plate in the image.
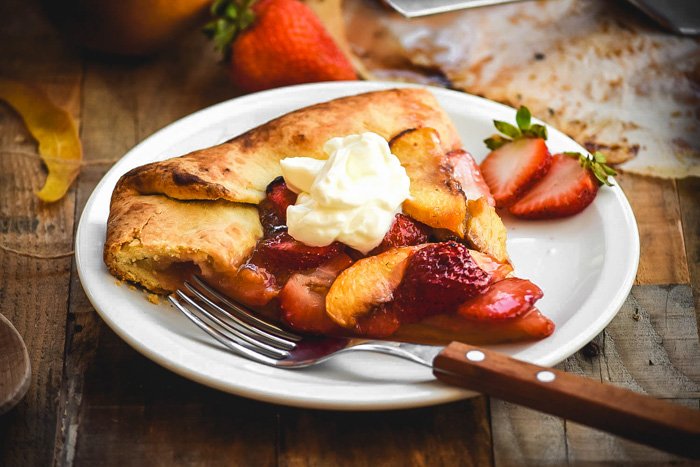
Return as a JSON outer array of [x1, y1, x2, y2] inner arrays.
[[75, 81, 639, 410]]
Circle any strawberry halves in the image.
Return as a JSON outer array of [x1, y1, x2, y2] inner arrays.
[[258, 176, 297, 235], [509, 153, 599, 219], [479, 138, 552, 208], [393, 242, 491, 321]]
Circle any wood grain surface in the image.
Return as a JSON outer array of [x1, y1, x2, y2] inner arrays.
[[1, 0, 698, 466]]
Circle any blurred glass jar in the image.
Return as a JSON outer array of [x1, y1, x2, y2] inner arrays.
[[42, 0, 212, 56]]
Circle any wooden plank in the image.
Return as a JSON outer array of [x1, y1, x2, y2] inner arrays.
[[600, 286, 700, 396], [489, 337, 596, 467], [616, 173, 689, 286], [564, 400, 699, 465], [565, 285, 699, 463], [51, 55, 138, 465], [0, 0, 82, 465], [279, 399, 493, 466], [491, 285, 700, 465], [678, 177, 700, 320], [53, 28, 277, 466], [71, 327, 277, 466], [490, 401, 567, 466]]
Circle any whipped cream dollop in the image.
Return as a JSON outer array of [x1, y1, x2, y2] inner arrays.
[[280, 132, 411, 254]]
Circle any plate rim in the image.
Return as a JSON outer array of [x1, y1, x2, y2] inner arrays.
[[75, 80, 640, 410]]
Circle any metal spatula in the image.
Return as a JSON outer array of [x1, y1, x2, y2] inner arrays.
[[383, 0, 700, 36], [382, 0, 525, 18]]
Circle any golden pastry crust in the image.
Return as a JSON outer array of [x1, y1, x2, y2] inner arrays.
[[104, 183, 262, 293], [103, 88, 507, 297], [117, 88, 461, 205]]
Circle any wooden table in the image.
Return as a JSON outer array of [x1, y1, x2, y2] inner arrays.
[[1, 0, 699, 465]]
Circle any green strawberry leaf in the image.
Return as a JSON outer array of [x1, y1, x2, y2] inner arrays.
[[225, 3, 239, 20], [564, 151, 617, 187], [493, 120, 521, 139], [204, 0, 257, 59], [211, 0, 230, 15], [523, 123, 548, 140], [484, 135, 511, 150], [485, 105, 548, 151], [515, 106, 531, 130]]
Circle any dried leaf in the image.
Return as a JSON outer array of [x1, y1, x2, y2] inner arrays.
[[0, 78, 82, 202]]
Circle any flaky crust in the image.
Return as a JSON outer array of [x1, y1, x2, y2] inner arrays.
[[104, 183, 263, 293], [116, 88, 461, 205], [104, 89, 462, 293]]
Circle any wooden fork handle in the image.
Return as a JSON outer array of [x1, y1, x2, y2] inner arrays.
[[433, 342, 700, 459]]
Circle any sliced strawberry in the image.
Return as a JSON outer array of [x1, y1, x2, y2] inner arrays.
[[369, 213, 431, 255], [447, 149, 495, 207], [258, 176, 297, 235], [509, 153, 599, 219], [279, 254, 353, 334], [254, 231, 344, 272], [457, 278, 543, 321], [393, 242, 491, 321], [479, 138, 552, 208]]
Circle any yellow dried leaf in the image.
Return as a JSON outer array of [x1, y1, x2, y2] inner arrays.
[[0, 78, 82, 202]]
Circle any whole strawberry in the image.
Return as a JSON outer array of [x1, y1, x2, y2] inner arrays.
[[204, 0, 356, 92]]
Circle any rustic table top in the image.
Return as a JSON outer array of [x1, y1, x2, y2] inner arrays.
[[1, 0, 699, 465]]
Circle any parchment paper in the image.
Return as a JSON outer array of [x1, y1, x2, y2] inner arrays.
[[346, 0, 700, 178]]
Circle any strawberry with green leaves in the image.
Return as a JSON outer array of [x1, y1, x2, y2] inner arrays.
[[480, 105, 617, 219], [479, 106, 552, 207], [509, 151, 617, 219], [204, 0, 356, 92]]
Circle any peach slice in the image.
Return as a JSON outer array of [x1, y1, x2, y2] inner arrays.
[[465, 197, 509, 263], [390, 128, 509, 262], [390, 128, 468, 237], [325, 245, 424, 328], [469, 249, 513, 281]]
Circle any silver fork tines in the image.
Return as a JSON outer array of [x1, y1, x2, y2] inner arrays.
[[190, 276, 301, 342], [169, 276, 437, 369], [183, 281, 296, 350]]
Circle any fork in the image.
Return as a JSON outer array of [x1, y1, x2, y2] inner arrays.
[[169, 276, 700, 459]]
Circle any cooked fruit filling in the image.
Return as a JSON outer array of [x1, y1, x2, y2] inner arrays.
[[392, 242, 491, 320], [103, 90, 559, 346], [252, 232, 345, 273], [257, 176, 297, 236], [219, 175, 549, 342]]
